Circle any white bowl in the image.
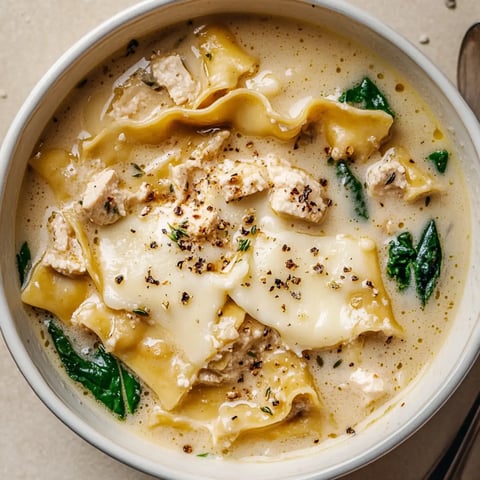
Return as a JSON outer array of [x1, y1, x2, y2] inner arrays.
[[1, 1, 479, 479]]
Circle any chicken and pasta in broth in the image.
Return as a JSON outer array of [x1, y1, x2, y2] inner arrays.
[[17, 14, 469, 457]]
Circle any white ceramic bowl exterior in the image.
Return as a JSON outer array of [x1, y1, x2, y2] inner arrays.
[[1, 1, 479, 479]]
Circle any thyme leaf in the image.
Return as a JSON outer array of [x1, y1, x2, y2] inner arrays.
[[260, 406, 273, 416], [167, 221, 189, 244], [237, 238, 251, 252], [131, 163, 145, 177]]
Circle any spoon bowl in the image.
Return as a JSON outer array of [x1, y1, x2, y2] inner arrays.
[[458, 22, 480, 119]]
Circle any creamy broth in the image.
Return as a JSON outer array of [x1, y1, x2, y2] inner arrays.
[[17, 14, 469, 459]]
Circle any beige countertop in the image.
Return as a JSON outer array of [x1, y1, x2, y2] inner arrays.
[[0, 1, 479, 478]]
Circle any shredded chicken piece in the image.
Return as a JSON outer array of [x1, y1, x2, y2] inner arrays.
[[150, 54, 198, 105], [170, 130, 230, 203], [197, 317, 280, 385], [43, 211, 86, 276], [173, 203, 222, 241], [81, 169, 128, 225], [215, 159, 269, 201], [365, 148, 408, 197], [266, 159, 328, 223]]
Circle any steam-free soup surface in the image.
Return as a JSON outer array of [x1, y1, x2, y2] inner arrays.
[[17, 13, 469, 458]]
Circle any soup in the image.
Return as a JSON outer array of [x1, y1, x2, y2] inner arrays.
[[16, 13, 469, 458]]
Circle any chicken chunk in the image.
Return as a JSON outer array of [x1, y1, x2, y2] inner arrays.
[[81, 169, 128, 225], [150, 54, 198, 106], [365, 149, 408, 197], [190, 130, 230, 163], [197, 317, 280, 385], [173, 203, 222, 241], [267, 161, 328, 223], [170, 130, 230, 202], [348, 368, 388, 405], [215, 159, 269, 202], [366, 147, 440, 202], [43, 211, 87, 276]]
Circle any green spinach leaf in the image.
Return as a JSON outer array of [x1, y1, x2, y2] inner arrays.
[[387, 232, 416, 290], [387, 220, 442, 306], [339, 77, 395, 117], [335, 160, 369, 220], [414, 219, 442, 306], [121, 366, 142, 414], [16, 241, 31, 286], [48, 320, 141, 418], [427, 149, 449, 174]]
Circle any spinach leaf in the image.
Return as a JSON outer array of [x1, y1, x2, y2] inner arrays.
[[16, 241, 31, 286], [339, 77, 395, 117], [427, 149, 449, 174], [387, 220, 442, 306], [387, 232, 416, 290], [47, 320, 141, 418], [414, 219, 442, 306], [121, 366, 142, 414], [335, 160, 369, 220]]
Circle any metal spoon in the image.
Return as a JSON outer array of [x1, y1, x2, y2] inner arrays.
[[424, 392, 480, 479], [458, 22, 480, 119]]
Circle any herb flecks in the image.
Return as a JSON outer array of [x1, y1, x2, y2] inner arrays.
[[167, 221, 189, 244], [16, 241, 31, 286], [131, 163, 145, 177], [237, 238, 251, 252], [260, 406, 273, 416], [126, 38, 139, 56]]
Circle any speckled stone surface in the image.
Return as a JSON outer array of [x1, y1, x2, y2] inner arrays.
[[1, 1, 479, 479]]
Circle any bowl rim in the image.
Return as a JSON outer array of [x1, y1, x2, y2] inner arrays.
[[1, 0, 479, 479]]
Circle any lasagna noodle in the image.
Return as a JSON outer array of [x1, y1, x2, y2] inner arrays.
[[195, 25, 258, 108], [229, 229, 402, 352], [73, 294, 246, 411], [21, 262, 90, 325], [150, 346, 322, 445], [82, 89, 392, 164]]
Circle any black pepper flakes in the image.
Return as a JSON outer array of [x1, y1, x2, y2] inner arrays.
[[285, 259, 298, 270], [183, 445, 193, 454], [313, 263, 324, 274], [181, 291, 191, 304], [145, 270, 160, 286]]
